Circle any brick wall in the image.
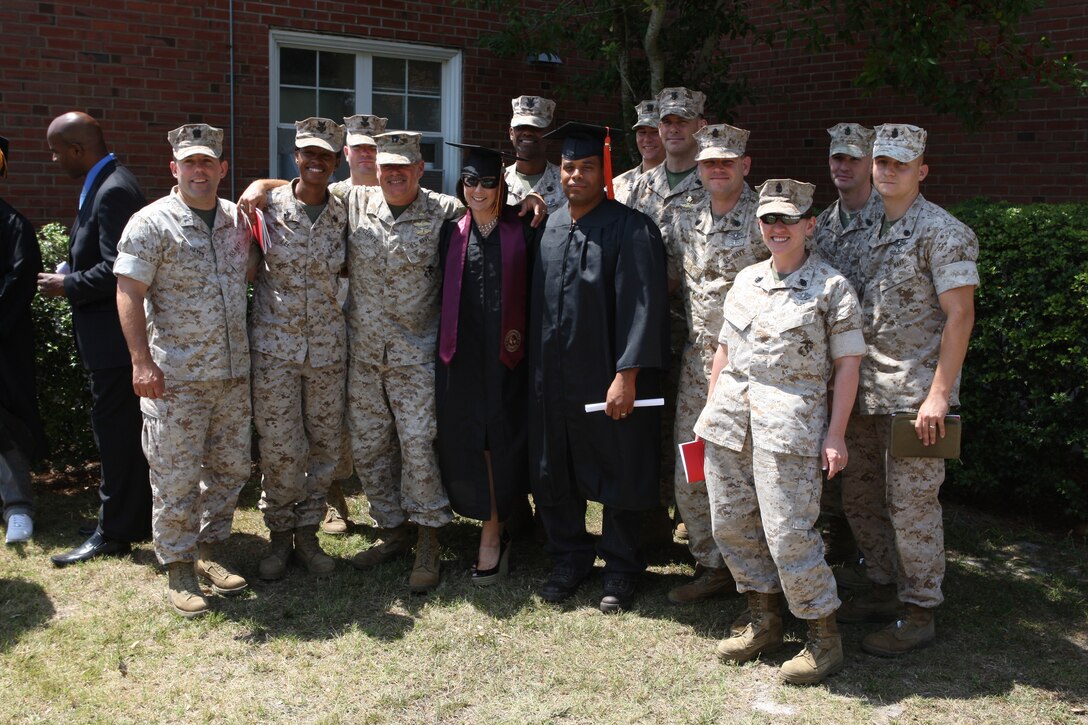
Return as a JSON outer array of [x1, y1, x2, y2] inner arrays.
[[727, 0, 1088, 208], [2, 0, 1084, 226], [0, 0, 608, 227]]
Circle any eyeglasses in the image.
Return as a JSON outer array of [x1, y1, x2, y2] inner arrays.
[[759, 214, 804, 225], [461, 175, 500, 189]]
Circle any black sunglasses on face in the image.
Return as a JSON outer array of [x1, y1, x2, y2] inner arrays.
[[461, 175, 500, 189], [759, 214, 804, 225]]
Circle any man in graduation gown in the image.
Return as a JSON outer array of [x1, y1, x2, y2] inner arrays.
[[529, 122, 670, 613]]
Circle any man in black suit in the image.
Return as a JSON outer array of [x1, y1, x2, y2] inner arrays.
[[39, 111, 152, 565]]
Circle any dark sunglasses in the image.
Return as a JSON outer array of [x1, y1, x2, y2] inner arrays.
[[759, 214, 804, 225], [461, 174, 500, 189]]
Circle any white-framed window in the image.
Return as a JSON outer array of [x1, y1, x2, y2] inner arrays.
[[269, 30, 462, 193]]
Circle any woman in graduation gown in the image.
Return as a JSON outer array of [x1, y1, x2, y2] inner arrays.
[[435, 144, 541, 585]]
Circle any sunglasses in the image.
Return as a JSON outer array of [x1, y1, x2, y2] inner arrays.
[[461, 175, 500, 189], [759, 214, 804, 225]]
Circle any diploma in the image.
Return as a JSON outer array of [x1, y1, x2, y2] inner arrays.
[[584, 398, 665, 413]]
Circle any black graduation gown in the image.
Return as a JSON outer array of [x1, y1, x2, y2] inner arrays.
[[528, 198, 669, 511], [435, 207, 538, 521], [0, 197, 46, 459]]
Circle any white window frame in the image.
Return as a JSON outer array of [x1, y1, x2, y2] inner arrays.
[[269, 29, 463, 193]]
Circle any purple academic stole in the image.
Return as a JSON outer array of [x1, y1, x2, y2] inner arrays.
[[438, 209, 526, 368]]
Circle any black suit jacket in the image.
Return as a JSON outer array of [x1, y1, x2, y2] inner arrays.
[[63, 158, 146, 370]]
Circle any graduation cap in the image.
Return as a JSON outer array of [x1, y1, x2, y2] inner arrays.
[[543, 122, 626, 199], [445, 142, 520, 179]]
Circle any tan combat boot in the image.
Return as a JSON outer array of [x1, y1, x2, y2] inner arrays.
[[294, 524, 336, 576], [321, 480, 352, 535], [780, 615, 844, 685], [167, 561, 208, 618], [837, 582, 901, 623], [861, 603, 936, 657], [729, 606, 752, 636], [259, 530, 294, 580], [668, 565, 736, 604], [716, 591, 784, 663], [350, 523, 414, 569], [194, 542, 248, 596], [408, 525, 441, 593]]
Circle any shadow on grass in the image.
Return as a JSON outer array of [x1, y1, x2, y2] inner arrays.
[[0, 578, 55, 653]]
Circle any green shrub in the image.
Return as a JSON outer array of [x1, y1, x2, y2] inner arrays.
[[32, 223, 96, 467], [947, 200, 1088, 522]]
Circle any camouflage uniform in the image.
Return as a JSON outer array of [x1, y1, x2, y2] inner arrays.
[[114, 190, 253, 565], [611, 165, 644, 206], [251, 180, 348, 532], [335, 181, 463, 529], [505, 161, 565, 213], [812, 188, 883, 295], [694, 253, 866, 618], [627, 163, 706, 281], [843, 194, 979, 608], [671, 183, 765, 569]]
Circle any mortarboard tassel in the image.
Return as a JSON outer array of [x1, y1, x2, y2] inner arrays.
[[603, 126, 615, 200]]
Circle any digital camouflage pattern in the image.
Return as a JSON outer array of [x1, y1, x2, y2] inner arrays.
[[250, 183, 349, 532], [704, 434, 840, 618], [347, 359, 451, 529], [115, 191, 252, 381], [811, 189, 883, 294], [626, 163, 706, 281], [141, 378, 250, 565], [693, 255, 866, 456], [611, 165, 644, 206], [253, 353, 346, 531], [670, 183, 764, 567], [842, 413, 946, 607], [250, 181, 348, 368], [505, 161, 566, 213], [855, 195, 979, 415]]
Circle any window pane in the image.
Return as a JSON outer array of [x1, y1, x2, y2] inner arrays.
[[373, 57, 405, 93], [280, 88, 315, 124], [407, 97, 441, 133], [420, 169, 443, 192], [408, 60, 441, 94], [281, 47, 316, 86], [318, 90, 355, 120], [420, 140, 438, 167], [373, 94, 405, 128], [277, 127, 298, 180], [319, 51, 354, 89]]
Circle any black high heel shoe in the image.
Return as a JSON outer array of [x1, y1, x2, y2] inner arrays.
[[471, 531, 511, 587]]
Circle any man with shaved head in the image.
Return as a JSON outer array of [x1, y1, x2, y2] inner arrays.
[[40, 111, 152, 566]]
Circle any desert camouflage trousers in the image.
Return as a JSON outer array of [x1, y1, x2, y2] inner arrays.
[[253, 352, 345, 532], [673, 345, 725, 569], [346, 358, 451, 529], [140, 377, 250, 565], [842, 414, 946, 607], [705, 433, 840, 619]]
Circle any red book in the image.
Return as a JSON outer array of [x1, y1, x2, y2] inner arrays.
[[678, 439, 705, 485]]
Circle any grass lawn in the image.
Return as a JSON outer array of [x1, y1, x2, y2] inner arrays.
[[2, 470, 1086, 723]]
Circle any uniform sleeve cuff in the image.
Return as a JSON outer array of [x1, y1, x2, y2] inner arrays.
[[113, 252, 156, 286], [830, 329, 867, 359]]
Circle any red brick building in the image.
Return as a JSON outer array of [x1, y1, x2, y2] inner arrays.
[[1, 0, 1085, 226]]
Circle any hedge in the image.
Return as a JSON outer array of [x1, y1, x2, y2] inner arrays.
[[29, 201, 1088, 522], [946, 199, 1088, 522]]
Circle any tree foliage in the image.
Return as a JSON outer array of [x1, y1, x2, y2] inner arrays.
[[466, 0, 1085, 133]]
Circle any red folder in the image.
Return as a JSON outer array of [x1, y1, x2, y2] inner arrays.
[[678, 439, 705, 485]]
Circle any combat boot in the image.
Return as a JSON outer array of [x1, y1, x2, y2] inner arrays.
[[350, 523, 414, 569], [861, 603, 936, 657], [194, 542, 248, 596], [408, 525, 441, 593], [259, 530, 294, 580], [667, 565, 736, 604], [837, 582, 900, 623], [780, 615, 843, 685], [167, 561, 208, 618], [321, 480, 352, 535], [294, 525, 336, 576], [832, 559, 873, 591], [729, 606, 751, 636], [716, 591, 784, 663]]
